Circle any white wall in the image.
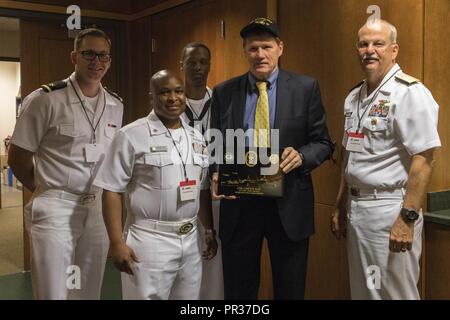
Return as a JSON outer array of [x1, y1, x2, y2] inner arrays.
[[0, 61, 20, 155]]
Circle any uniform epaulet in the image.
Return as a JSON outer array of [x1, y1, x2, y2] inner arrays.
[[40, 80, 67, 93], [349, 80, 364, 93], [104, 86, 123, 103], [395, 72, 420, 86]]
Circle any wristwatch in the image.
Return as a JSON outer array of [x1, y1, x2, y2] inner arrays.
[[400, 207, 420, 222]]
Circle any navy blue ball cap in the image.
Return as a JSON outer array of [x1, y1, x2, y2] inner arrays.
[[240, 17, 280, 38]]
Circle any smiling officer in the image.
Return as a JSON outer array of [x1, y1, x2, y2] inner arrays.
[[95, 70, 217, 300], [8, 28, 123, 300]]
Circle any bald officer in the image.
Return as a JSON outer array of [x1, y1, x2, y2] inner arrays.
[[8, 28, 123, 299], [331, 19, 441, 299], [95, 70, 217, 300]]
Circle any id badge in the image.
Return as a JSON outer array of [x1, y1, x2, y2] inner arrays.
[[345, 117, 353, 129], [344, 112, 353, 129], [85, 143, 105, 163], [345, 132, 364, 153], [179, 180, 197, 201]]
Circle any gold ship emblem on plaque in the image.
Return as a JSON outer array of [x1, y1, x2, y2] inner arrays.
[[245, 150, 258, 167]]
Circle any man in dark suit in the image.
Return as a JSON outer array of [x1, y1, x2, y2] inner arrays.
[[210, 18, 334, 299]]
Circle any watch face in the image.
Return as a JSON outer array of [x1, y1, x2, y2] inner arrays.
[[408, 211, 419, 220], [403, 208, 419, 221]]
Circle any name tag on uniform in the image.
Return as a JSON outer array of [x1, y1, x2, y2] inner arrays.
[[85, 143, 105, 163], [346, 132, 364, 153], [179, 180, 197, 202], [150, 146, 168, 153], [344, 112, 353, 129]]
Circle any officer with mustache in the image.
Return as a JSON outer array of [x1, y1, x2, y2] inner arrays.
[[331, 19, 441, 300]]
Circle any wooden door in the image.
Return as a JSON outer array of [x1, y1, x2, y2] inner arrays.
[[150, 0, 267, 85], [20, 19, 121, 270], [150, 0, 220, 86]]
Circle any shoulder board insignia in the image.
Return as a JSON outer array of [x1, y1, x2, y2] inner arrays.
[[349, 80, 364, 93], [395, 72, 420, 85], [104, 87, 123, 103], [40, 80, 67, 93]]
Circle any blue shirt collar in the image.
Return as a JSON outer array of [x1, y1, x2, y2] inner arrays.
[[247, 67, 279, 92]]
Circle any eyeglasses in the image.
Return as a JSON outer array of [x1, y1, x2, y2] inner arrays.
[[79, 50, 111, 62]]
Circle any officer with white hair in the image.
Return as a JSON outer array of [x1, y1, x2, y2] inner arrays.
[[95, 70, 217, 300], [331, 19, 441, 300]]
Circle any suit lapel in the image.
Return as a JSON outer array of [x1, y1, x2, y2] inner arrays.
[[232, 75, 247, 130], [274, 69, 290, 130]]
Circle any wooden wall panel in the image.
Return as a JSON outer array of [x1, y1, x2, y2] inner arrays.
[[151, 0, 220, 86], [19, 0, 169, 14], [423, 0, 450, 300], [38, 38, 73, 84], [217, 0, 266, 81], [424, 0, 450, 193], [150, 0, 266, 88], [127, 16, 152, 121], [15, 0, 131, 14], [305, 204, 350, 299], [131, 0, 172, 14], [20, 20, 39, 98]]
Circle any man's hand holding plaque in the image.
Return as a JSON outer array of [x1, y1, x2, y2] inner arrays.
[[211, 172, 238, 201], [215, 147, 300, 198]]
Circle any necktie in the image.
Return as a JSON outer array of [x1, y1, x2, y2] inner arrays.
[[254, 81, 270, 147]]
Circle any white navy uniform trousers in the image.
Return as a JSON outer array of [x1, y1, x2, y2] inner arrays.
[[95, 111, 209, 300], [11, 72, 123, 299], [342, 64, 441, 299]]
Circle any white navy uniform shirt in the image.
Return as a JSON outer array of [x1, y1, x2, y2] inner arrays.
[[94, 111, 209, 221], [11, 72, 123, 194], [343, 64, 441, 188]]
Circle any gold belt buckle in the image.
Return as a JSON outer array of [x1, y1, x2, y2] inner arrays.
[[80, 194, 96, 203], [179, 222, 194, 234], [350, 188, 360, 197]]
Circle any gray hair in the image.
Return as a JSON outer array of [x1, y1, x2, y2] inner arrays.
[[359, 19, 397, 44], [385, 20, 397, 43]]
